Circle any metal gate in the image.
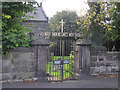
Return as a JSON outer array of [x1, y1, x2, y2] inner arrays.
[[46, 31, 82, 82], [45, 19, 82, 82]]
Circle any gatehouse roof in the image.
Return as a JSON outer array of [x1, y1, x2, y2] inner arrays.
[[25, 6, 48, 21]]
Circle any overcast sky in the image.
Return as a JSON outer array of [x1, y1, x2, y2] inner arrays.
[[36, 0, 90, 18]]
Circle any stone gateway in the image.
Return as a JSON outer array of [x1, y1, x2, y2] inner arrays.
[[1, 4, 119, 82]]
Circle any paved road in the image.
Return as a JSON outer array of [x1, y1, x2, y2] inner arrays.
[[2, 75, 119, 88]]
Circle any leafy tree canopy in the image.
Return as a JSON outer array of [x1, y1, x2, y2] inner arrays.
[[49, 10, 79, 32], [77, 2, 120, 51], [2, 2, 37, 55]]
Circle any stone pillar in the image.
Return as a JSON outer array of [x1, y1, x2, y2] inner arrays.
[[74, 45, 80, 73], [37, 45, 49, 80], [31, 39, 49, 81], [75, 39, 91, 74], [72, 45, 80, 79]]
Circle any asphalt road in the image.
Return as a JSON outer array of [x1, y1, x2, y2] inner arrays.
[[2, 76, 119, 88]]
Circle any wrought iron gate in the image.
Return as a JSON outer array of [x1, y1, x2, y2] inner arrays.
[[46, 31, 82, 82]]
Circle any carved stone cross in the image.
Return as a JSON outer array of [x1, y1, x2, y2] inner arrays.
[[59, 19, 65, 32]]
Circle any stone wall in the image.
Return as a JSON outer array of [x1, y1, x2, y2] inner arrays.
[[1, 8, 49, 82], [90, 51, 119, 75], [1, 47, 35, 81], [22, 21, 49, 40]]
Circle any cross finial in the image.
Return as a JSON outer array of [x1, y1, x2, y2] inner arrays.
[[40, 2, 42, 7], [59, 19, 65, 32]]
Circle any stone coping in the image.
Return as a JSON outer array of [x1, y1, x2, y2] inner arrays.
[[10, 47, 33, 52]]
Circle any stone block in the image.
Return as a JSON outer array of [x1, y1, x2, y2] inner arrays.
[[22, 72, 34, 79], [20, 53, 32, 60], [29, 66, 35, 72], [21, 65, 29, 72], [2, 53, 11, 59], [72, 73, 80, 80], [18, 65, 33, 72], [2, 60, 11, 73], [20, 60, 27, 65], [14, 65, 22, 72], [0, 73, 2, 81], [90, 67, 100, 75], [13, 53, 30, 60], [16, 72, 23, 79], [14, 59, 21, 66], [12, 53, 20, 59], [21, 60, 33, 66], [13, 72, 34, 80], [2, 73, 17, 80], [0, 60, 2, 73], [10, 52, 33, 61]]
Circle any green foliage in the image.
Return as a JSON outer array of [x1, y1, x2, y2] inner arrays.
[[2, 2, 37, 54], [69, 51, 74, 59], [78, 2, 103, 45], [77, 2, 120, 51], [49, 10, 79, 32], [49, 11, 80, 56]]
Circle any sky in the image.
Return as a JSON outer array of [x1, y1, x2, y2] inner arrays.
[[36, 0, 90, 18]]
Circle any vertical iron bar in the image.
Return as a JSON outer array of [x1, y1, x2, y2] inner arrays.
[[49, 43, 50, 81], [62, 39, 64, 80], [53, 38, 55, 81], [51, 32, 54, 81], [69, 39, 72, 79], [50, 36, 52, 81], [49, 37, 51, 81], [65, 40, 67, 80], [56, 39, 58, 81], [61, 39, 63, 81], [71, 40, 75, 78], [66, 37, 69, 79]]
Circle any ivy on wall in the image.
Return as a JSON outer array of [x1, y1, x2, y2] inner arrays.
[[2, 2, 37, 55]]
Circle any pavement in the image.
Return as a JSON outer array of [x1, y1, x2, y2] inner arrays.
[[2, 73, 119, 88]]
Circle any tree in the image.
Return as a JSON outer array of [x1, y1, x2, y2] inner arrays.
[[49, 10, 79, 56], [105, 2, 120, 51], [77, 2, 120, 51], [49, 10, 79, 32], [78, 2, 104, 46], [2, 2, 37, 54]]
